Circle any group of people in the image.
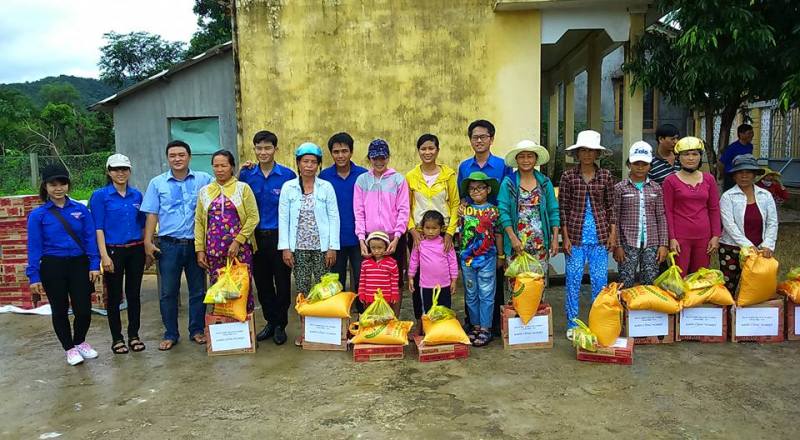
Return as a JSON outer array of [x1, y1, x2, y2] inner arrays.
[[26, 119, 783, 364]]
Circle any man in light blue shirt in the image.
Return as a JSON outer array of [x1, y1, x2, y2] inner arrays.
[[141, 140, 213, 351]]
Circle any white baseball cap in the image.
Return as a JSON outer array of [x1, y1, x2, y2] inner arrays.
[[106, 153, 132, 169], [628, 141, 653, 164]]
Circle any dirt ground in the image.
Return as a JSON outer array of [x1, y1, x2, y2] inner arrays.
[[1, 272, 799, 440]]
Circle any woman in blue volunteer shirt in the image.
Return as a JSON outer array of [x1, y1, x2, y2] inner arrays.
[[27, 164, 101, 366], [89, 154, 147, 354]]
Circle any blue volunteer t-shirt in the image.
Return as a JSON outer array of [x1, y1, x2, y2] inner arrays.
[[720, 141, 753, 172]]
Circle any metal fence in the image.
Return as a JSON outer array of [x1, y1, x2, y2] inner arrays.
[[0, 152, 110, 198], [769, 107, 800, 160]]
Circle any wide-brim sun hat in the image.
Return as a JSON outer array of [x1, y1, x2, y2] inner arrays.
[[504, 139, 550, 168], [728, 154, 765, 175], [674, 136, 704, 154], [565, 130, 607, 154], [106, 153, 132, 169], [757, 168, 781, 182], [459, 171, 500, 197]]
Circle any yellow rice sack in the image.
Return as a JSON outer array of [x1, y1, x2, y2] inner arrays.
[[737, 247, 779, 306], [213, 291, 248, 322], [682, 285, 735, 308], [777, 267, 800, 303], [588, 282, 624, 347], [349, 319, 413, 345], [295, 291, 355, 318], [511, 273, 545, 325], [422, 315, 471, 345], [620, 285, 681, 314]]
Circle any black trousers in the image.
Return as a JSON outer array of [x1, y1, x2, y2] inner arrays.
[[104, 244, 145, 342], [253, 230, 291, 327], [40, 256, 92, 350], [332, 244, 364, 312]]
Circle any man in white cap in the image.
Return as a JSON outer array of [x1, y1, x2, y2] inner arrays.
[[612, 142, 669, 289]]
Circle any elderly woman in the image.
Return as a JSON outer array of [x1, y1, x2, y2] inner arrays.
[[719, 154, 779, 293], [195, 150, 260, 334], [497, 140, 560, 272]]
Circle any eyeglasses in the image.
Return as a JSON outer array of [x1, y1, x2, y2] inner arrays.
[[470, 134, 492, 142], [468, 186, 488, 193]]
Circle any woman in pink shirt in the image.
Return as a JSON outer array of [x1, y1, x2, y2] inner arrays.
[[662, 137, 721, 274]]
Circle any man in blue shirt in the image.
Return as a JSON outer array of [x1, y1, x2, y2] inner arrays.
[[456, 119, 512, 336], [319, 132, 368, 311], [238, 130, 296, 344], [140, 140, 213, 351], [719, 123, 754, 191]]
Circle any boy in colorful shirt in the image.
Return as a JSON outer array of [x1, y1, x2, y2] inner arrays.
[[459, 172, 504, 347]]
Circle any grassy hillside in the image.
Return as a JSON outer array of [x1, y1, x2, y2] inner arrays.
[[0, 75, 117, 108]]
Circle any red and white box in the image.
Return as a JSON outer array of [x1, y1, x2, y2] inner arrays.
[[676, 305, 729, 343], [731, 298, 785, 343], [623, 309, 675, 345], [300, 316, 349, 351], [353, 344, 404, 362], [413, 335, 469, 362], [577, 337, 634, 365], [204, 313, 256, 356], [787, 299, 800, 341], [500, 303, 553, 350]]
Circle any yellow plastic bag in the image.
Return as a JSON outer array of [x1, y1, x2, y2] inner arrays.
[[588, 282, 624, 347], [349, 319, 413, 345], [620, 285, 681, 314], [571, 319, 598, 352], [653, 252, 688, 299], [737, 247, 779, 306], [504, 245, 545, 278], [422, 316, 472, 345], [203, 258, 249, 304], [295, 291, 355, 318], [425, 285, 455, 322], [359, 289, 396, 327], [511, 273, 545, 325], [307, 273, 343, 302], [777, 267, 800, 303], [684, 268, 725, 291], [682, 284, 735, 308], [213, 291, 247, 322]]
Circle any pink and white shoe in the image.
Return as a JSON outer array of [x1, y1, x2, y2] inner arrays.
[[66, 348, 84, 366], [75, 342, 98, 359]]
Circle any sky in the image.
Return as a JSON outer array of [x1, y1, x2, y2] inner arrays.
[[0, 0, 198, 84]]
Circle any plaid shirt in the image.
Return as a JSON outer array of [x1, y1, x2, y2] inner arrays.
[[613, 178, 669, 248], [558, 166, 616, 245]]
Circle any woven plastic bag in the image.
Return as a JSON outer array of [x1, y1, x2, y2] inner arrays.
[[349, 319, 413, 345], [682, 268, 734, 308], [588, 282, 624, 347], [307, 273, 343, 303], [654, 252, 688, 299], [684, 268, 725, 291], [213, 291, 247, 322], [571, 319, 598, 352], [737, 247, 779, 306], [777, 267, 800, 303], [421, 286, 470, 345], [203, 258, 249, 304], [295, 291, 356, 318], [620, 285, 681, 314], [358, 289, 396, 327], [511, 273, 545, 325]]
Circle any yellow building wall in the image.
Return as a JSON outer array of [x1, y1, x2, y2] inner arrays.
[[235, 0, 541, 172]]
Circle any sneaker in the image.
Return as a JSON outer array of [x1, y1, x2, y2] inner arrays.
[[75, 342, 98, 359], [566, 329, 574, 341], [66, 348, 84, 366]]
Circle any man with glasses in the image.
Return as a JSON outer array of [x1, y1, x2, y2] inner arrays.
[[456, 119, 512, 336]]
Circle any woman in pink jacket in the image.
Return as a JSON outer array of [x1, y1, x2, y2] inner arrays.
[[354, 139, 411, 291]]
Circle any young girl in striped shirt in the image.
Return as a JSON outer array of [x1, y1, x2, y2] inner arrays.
[[358, 231, 400, 315]]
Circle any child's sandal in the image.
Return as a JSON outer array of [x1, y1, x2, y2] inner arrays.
[[473, 330, 492, 347]]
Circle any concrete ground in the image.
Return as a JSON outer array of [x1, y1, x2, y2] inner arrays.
[[1, 275, 799, 440]]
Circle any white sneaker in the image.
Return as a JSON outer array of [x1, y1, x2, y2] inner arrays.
[[66, 348, 84, 366], [566, 329, 574, 341], [75, 342, 98, 359]]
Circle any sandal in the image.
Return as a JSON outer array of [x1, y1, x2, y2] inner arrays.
[[158, 339, 176, 351], [191, 333, 207, 345], [473, 330, 492, 347], [129, 337, 146, 352], [467, 326, 482, 343], [112, 340, 129, 354]]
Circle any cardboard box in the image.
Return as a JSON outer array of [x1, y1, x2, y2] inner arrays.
[[204, 313, 256, 356], [500, 303, 554, 350], [676, 304, 729, 343], [353, 343, 405, 362], [623, 309, 675, 345], [300, 316, 349, 351], [731, 298, 785, 343], [576, 337, 634, 365], [413, 335, 469, 362], [787, 299, 800, 341]]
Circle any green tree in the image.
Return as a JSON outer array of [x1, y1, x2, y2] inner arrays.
[[0, 89, 37, 155], [187, 0, 232, 57], [39, 82, 81, 107], [623, 0, 800, 167], [98, 31, 186, 88]]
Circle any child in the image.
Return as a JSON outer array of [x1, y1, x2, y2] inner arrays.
[[613, 142, 669, 288], [559, 130, 617, 341], [358, 231, 400, 316], [459, 172, 504, 347], [408, 210, 459, 334], [756, 169, 790, 206]]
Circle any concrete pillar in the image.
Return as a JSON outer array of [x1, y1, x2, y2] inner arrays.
[[751, 108, 762, 158], [565, 78, 576, 164], [547, 83, 559, 176], [586, 40, 603, 131], [622, 12, 646, 177]]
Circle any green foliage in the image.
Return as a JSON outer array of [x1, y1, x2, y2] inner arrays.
[[0, 75, 117, 109], [0, 152, 109, 198], [39, 82, 81, 107], [98, 31, 186, 88], [187, 0, 232, 57]]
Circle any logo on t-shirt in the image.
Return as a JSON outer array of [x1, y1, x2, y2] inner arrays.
[[70, 211, 83, 220]]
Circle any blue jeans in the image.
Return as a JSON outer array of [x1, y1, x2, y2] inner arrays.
[[158, 239, 206, 341], [565, 244, 608, 329], [461, 259, 497, 329]]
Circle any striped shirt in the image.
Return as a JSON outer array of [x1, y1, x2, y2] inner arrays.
[[648, 154, 680, 184], [358, 256, 399, 304]]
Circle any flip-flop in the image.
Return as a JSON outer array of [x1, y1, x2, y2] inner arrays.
[[191, 333, 207, 345], [129, 337, 146, 352], [158, 339, 176, 351]]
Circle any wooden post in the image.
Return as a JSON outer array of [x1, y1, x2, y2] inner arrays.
[[29, 152, 39, 188]]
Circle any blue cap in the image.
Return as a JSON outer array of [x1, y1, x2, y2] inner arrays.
[[368, 139, 390, 159], [295, 142, 322, 159]]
